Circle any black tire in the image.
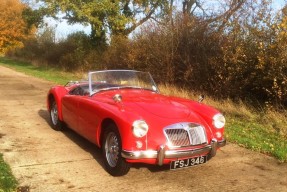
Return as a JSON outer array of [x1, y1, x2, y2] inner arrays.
[[49, 99, 64, 131], [102, 124, 130, 176]]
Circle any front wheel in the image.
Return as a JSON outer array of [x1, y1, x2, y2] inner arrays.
[[102, 124, 130, 176], [49, 100, 63, 131]]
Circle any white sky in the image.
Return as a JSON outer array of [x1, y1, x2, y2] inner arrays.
[[45, 0, 286, 40], [44, 17, 91, 40]]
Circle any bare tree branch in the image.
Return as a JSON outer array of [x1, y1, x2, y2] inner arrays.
[[124, 0, 162, 35]]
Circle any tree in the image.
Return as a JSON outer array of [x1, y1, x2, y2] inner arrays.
[[39, 0, 169, 46], [0, 0, 35, 54]]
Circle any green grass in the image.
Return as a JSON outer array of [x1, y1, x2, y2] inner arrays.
[[215, 100, 287, 162], [226, 118, 287, 161], [0, 57, 81, 85], [0, 154, 17, 192]]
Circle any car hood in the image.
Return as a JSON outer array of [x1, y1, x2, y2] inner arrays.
[[132, 95, 191, 119], [94, 90, 192, 119]]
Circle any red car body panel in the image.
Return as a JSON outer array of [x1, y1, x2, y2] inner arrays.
[[48, 89, 223, 150], [47, 71, 226, 168]]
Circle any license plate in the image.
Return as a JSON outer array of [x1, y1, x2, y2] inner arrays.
[[170, 156, 207, 170]]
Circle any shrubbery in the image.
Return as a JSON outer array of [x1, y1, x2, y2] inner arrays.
[[7, 4, 287, 108]]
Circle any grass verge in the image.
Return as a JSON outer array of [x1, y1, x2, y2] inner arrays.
[[0, 154, 17, 192], [0, 57, 82, 85]]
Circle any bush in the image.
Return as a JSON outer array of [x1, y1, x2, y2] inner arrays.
[[6, 2, 287, 107]]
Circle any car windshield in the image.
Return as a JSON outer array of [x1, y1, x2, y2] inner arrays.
[[88, 70, 159, 95]]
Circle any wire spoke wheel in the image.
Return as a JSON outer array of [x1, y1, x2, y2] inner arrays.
[[51, 102, 58, 126], [104, 132, 120, 167], [49, 99, 63, 131], [102, 124, 130, 176]]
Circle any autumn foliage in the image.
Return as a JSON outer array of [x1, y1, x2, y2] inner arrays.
[[0, 0, 34, 54]]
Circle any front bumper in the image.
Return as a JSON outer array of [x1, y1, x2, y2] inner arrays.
[[121, 139, 226, 166]]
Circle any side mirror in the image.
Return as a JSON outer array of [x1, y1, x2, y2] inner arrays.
[[198, 95, 205, 103]]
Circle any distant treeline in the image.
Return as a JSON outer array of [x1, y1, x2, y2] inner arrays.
[[6, 0, 287, 108]]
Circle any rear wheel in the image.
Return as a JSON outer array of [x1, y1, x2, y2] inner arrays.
[[102, 124, 130, 176], [49, 100, 63, 131]]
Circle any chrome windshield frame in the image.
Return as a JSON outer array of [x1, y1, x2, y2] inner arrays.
[[88, 70, 159, 96]]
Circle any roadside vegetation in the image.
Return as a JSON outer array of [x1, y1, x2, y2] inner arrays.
[[160, 85, 287, 162], [3, 0, 286, 109], [0, 154, 17, 192], [2, 0, 287, 107], [0, 57, 81, 85]]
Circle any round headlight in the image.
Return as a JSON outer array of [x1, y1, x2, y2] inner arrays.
[[213, 113, 225, 129], [132, 120, 149, 138]]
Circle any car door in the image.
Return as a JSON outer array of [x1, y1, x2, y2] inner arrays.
[[62, 94, 80, 132], [77, 97, 101, 144], [61, 86, 85, 134], [62, 85, 101, 143]]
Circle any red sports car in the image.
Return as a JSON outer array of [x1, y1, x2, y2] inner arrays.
[[47, 70, 226, 176]]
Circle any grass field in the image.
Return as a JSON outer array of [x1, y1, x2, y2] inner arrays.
[[0, 56, 286, 191]]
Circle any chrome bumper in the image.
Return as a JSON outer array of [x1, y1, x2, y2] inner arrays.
[[121, 139, 226, 166]]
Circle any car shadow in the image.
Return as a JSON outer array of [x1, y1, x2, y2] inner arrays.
[[38, 109, 105, 168], [38, 109, 171, 174], [61, 126, 105, 168], [38, 109, 50, 125], [133, 163, 171, 173]]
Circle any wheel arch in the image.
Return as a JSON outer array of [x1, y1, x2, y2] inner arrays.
[[47, 93, 55, 111], [100, 118, 131, 176], [47, 86, 67, 121], [99, 118, 118, 148]]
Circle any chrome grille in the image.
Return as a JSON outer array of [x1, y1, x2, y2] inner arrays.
[[165, 129, 190, 146], [189, 126, 207, 145], [164, 123, 207, 148]]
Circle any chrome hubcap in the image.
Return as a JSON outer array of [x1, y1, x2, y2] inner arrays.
[[105, 132, 119, 167]]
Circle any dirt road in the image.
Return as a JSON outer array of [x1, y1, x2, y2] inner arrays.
[[0, 65, 286, 192]]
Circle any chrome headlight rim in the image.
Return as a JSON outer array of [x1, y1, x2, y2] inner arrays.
[[132, 120, 149, 138], [213, 113, 225, 129]]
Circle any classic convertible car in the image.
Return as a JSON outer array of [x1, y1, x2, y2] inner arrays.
[[47, 70, 226, 176]]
